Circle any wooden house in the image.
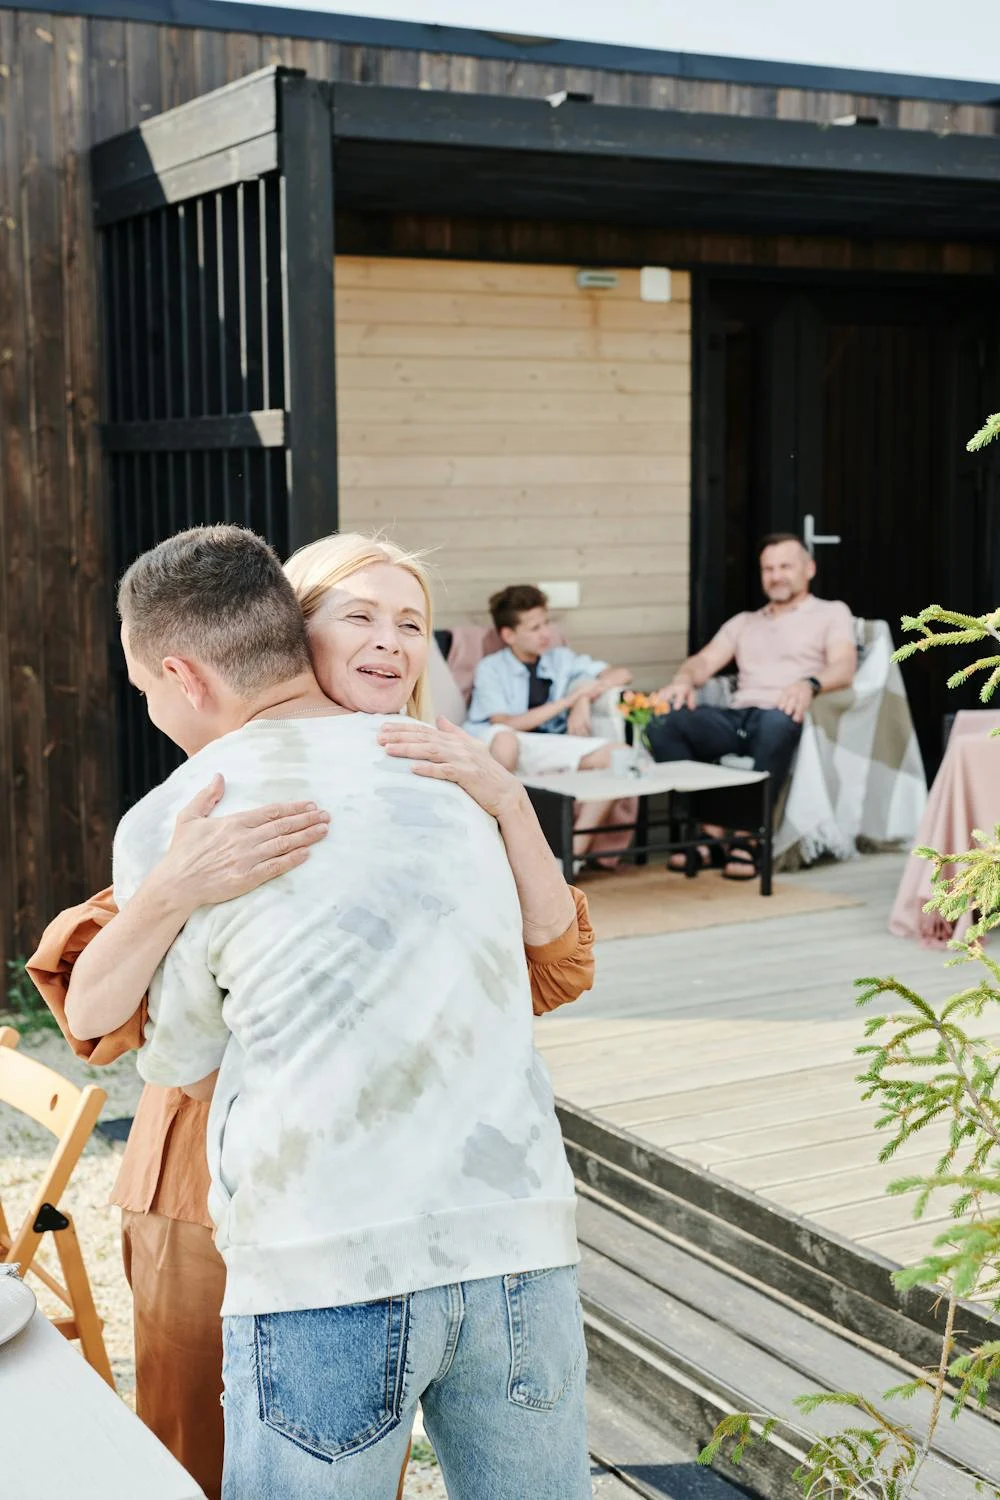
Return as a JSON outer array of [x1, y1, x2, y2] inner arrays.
[[2, 3, 1000, 970]]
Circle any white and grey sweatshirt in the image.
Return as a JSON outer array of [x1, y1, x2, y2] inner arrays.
[[115, 713, 578, 1316]]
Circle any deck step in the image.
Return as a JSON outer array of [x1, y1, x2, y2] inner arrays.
[[588, 1380, 750, 1498], [580, 1222, 993, 1497], [585, 1308, 795, 1500], [591, 1465, 648, 1499], [570, 1143, 998, 1497], [560, 1101, 997, 1375]]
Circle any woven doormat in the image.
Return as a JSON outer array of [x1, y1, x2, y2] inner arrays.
[[580, 864, 861, 941]]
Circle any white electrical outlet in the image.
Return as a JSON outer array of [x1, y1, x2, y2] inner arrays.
[[539, 581, 580, 609]]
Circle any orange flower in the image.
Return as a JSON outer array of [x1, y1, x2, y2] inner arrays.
[[619, 689, 670, 728]]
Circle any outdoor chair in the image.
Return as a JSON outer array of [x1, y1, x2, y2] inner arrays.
[[0, 1026, 115, 1386], [430, 625, 634, 864], [697, 617, 927, 866]]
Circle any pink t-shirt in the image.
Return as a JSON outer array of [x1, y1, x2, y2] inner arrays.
[[713, 595, 856, 710]]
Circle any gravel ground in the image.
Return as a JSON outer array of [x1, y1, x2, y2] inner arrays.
[[0, 1024, 447, 1497]]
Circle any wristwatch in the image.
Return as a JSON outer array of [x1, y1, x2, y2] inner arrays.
[[805, 676, 822, 696]]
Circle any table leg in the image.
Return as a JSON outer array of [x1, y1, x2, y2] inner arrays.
[[671, 792, 700, 879], [759, 775, 774, 897], [525, 786, 576, 881], [634, 797, 650, 867]]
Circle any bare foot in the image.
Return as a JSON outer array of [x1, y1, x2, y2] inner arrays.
[[722, 843, 758, 881]]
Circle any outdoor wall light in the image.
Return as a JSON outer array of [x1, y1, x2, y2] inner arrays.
[[640, 267, 672, 303], [576, 269, 619, 290]]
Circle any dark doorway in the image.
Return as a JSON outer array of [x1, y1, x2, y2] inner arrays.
[[693, 274, 1000, 776]]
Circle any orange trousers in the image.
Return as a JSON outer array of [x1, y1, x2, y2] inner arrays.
[[121, 1211, 227, 1500], [122, 1211, 409, 1500]]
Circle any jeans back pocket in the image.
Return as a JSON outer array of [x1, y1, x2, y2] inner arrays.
[[504, 1266, 585, 1412], [254, 1297, 409, 1462]]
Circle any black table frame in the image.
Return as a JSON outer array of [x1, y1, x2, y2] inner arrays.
[[525, 776, 774, 895]]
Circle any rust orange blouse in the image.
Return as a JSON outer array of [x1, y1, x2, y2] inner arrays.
[[27, 888, 594, 1230]]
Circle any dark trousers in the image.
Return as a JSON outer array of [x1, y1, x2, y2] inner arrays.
[[646, 705, 803, 790]]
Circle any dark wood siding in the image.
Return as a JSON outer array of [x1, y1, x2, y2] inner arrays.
[[1, 12, 117, 976], [0, 7, 998, 974]]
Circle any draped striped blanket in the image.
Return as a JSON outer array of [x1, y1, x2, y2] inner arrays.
[[705, 619, 927, 865], [777, 619, 927, 864]]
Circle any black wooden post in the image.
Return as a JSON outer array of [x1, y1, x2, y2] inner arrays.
[[279, 73, 338, 551], [758, 774, 774, 897], [92, 66, 341, 808]]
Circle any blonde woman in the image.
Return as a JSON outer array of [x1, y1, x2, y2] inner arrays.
[[284, 531, 437, 722], [285, 533, 593, 924], [29, 530, 594, 1500]]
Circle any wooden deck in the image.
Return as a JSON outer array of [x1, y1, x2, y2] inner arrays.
[[536, 852, 992, 1267]]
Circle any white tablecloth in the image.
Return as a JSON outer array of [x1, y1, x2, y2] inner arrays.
[[0, 1310, 205, 1499], [890, 709, 1000, 945]]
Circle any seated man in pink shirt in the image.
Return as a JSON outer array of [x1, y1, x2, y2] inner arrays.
[[647, 534, 857, 877]]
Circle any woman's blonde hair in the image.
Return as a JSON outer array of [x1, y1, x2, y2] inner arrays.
[[284, 532, 434, 721]]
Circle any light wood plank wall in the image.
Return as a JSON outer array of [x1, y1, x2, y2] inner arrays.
[[334, 257, 691, 688]]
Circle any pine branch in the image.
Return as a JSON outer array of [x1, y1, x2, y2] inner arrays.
[[900, 1294, 957, 1499], [967, 411, 1000, 452], [703, 563, 1000, 1496], [938, 1027, 1000, 1153]]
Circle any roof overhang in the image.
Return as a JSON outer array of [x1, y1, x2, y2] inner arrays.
[[332, 84, 1000, 240]]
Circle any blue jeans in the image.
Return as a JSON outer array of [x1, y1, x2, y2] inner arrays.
[[221, 1267, 590, 1500], [646, 704, 802, 790]]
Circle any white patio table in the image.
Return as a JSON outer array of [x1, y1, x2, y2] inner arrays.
[[0, 1308, 206, 1499], [521, 757, 774, 893]]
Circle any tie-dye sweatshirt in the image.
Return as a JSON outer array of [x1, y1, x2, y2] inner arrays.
[[114, 712, 578, 1316]]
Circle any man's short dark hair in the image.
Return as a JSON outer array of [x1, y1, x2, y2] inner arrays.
[[118, 525, 311, 695], [759, 532, 806, 556], [489, 584, 548, 635]]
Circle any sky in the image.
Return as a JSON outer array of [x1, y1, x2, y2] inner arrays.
[[219, 1, 1000, 86]]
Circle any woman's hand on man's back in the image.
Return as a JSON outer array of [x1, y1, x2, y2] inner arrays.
[[165, 775, 331, 909]]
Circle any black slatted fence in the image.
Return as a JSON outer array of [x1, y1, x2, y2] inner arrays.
[[92, 67, 337, 807]]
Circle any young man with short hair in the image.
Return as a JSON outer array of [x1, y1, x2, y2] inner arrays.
[[114, 526, 591, 1500], [465, 583, 631, 775]]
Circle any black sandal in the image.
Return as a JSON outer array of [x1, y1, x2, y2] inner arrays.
[[722, 838, 759, 882], [669, 842, 726, 876]]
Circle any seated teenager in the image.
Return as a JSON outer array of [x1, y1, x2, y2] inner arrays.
[[647, 533, 856, 878], [464, 584, 631, 776], [30, 532, 594, 1500], [108, 526, 592, 1500]]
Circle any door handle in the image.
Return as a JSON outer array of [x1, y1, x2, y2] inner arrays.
[[802, 513, 841, 555]]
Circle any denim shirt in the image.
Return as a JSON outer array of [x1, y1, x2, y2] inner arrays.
[[465, 646, 609, 737]]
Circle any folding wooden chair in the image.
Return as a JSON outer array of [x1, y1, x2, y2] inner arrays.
[[0, 1025, 115, 1387]]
